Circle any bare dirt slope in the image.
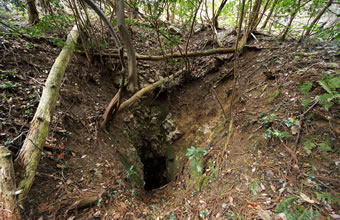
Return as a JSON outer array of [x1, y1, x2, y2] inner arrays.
[[1, 25, 339, 219]]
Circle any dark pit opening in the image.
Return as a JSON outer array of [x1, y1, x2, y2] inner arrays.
[[143, 156, 168, 191]]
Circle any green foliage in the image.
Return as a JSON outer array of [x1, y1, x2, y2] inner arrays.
[[200, 209, 209, 218], [315, 192, 332, 204], [284, 118, 299, 128], [303, 136, 317, 155], [119, 154, 143, 187], [186, 146, 207, 173], [317, 73, 340, 110], [258, 113, 294, 140], [262, 129, 290, 139], [299, 82, 313, 95], [303, 135, 333, 155], [299, 72, 339, 111], [21, 13, 73, 38], [275, 197, 298, 213], [186, 146, 209, 191], [275, 197, 320, 219], [301, 98, 313, 109], [318, 138, 332, 152], [315, 22, 340, 42], [126, 165, 137, 179], [268, 87, 281, 102], [97, 197, 103, 207], [249, 181, 259, 195], [0, 69, 18, 90]]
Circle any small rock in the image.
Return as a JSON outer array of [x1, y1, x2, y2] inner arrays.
[[265, 170, 274, 179]]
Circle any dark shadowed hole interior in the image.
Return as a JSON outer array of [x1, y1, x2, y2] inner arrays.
[[143, 156, 168, 191]]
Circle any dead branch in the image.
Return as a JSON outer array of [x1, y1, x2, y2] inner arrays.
[[95, 47, 235, 60], [87, 45, 265, 61], [117, 69, 185, 114], [69, 195, 100, 210], [16, 25, 79, 201]]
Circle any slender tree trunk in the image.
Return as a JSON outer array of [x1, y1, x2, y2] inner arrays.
[[255, 0, 271, 29], [27, 0, 39, 25], [170, 2, 175, 23], [261, 0, 278, 29], [299, 0, 333, 42], [246, 0, 262, 35], [212, 0, 215, 40], [0, 147, 21, 220], [116, 0, 138, 93], [16, 25, 79, 201], [280, 0, 302, 40], [214, 0, 228, 29]]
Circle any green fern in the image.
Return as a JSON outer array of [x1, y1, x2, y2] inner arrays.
[[319, 93, 335, 110], [303, 136, 317, 155], [318, 79, 333, 95], [318, 138, 332, 152], [275, 197, 297, 213], [301, 98, 313, 109], [299, 82, 313, 95]]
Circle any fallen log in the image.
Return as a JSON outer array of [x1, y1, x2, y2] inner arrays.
[[16, 25, 79, 201], [94, 47, 236, 60], [89, 45, 265, 61], [0, 147, 21, 220]]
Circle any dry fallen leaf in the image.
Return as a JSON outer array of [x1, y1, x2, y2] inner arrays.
[[57, 152, 64, 160], [56, 163, 66, 169], [299, 192, 315, 204]]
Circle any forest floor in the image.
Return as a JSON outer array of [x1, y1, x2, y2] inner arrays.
[[1, 21, 339, 219]]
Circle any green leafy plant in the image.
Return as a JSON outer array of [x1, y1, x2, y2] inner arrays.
[[97, 197, 103, 207], [299, 73, 339, 111], [301, 98, 313, 109], [127, 165, 137, 180], [317, 74, 340, 110], [303, 135, 333, 155], [186, 146, 208, 191], [131, 188, 136, 197], [186, 146, 207, 173], [250, 181, 259, 195], [200, 209, 209, 218], [299, 82, 313, 95], [268, 87, 281, 102], [315, 192, 332, 204], [275, 197, 320, 219], [1, 69, 18, 90], [259, 113, 294, 140], [303, 136, 317, 155], [263, 129, 291, 139]]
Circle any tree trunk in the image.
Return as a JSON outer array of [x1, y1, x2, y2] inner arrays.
[[280, 0, 302, 40], [299, 0, 333, 42], [27, 0, 39, 25], [261, 0, 278, 29], [246, 0, 262, 36], [254, 0, 271, 30], [116, 0, 138, 93], [214, 0, 228, 29], [0, 147, 21, 220], [16, 25, 79, 201]]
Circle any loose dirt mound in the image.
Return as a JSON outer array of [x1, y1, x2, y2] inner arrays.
[[1, 25, 339, 219]]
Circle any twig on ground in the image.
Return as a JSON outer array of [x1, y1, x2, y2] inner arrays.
[[294, 98, 319, 151], [210, 87, 228, 119]]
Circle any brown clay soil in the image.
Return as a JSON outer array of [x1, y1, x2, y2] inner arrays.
[[1, 23, 339, 219]]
